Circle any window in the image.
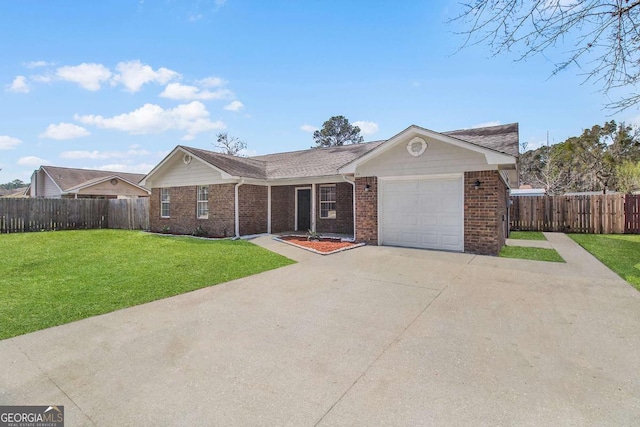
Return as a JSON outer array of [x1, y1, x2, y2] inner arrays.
[[197, 186, 208, 219], [160, 188, 170, 218], [320, 185, 336, 219]]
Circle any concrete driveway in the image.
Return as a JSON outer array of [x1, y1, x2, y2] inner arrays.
[[1, 233, 639, 426]]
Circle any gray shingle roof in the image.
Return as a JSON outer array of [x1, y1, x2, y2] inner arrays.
[[179, 122, 518, 180], [180, 141, 385, 180], [181, 146, 267, 179], [42, 166, 147, 191], [443, 123, 519, 157], [254, 141, 385, 179]]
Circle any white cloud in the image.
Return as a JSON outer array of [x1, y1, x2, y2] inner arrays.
[[18, 156, 50, 166], [159, 82, 233, 100], [39, 123, 90, 140], [112, 60, 180, 92], [6, 76, 30, 93], [25, 60, 53, 68], [31, 74, 53, 83], [300, 124, 318, 133], [56, 63, 112, 91], [224, 100, 244, 112], [0, 135, 22, 150], [75, 101, 225, 140], [353, 121, 379, 135], [60, 148, 151, 160], [198, 76, 226, 87], [472, 121, 501, 128]]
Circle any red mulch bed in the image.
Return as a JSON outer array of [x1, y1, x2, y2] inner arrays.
[[280, 236, 358, 253]]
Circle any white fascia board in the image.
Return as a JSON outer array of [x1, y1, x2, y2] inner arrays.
[[339, 125, 517, 173], [139, 146, 182, 187], [66, 175, 152, 194]]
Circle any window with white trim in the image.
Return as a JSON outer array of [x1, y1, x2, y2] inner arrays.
[[197, 186, 209, 219], [160, 188, 170, 218], [320, 185, 337, 219]]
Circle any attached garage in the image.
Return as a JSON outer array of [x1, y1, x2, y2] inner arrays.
[[342, 123, 519, 255], [379, 176, 463, 251]]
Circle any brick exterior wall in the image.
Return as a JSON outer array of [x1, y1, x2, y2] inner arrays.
[[464, 170, 508, 255], [355, 177, 378, 244], [150, 184, 235, 237], [316, 182, 353, 234], [271, 185, 295, 233], [270, 183, 354, 234], [238, 184, 268, 235]]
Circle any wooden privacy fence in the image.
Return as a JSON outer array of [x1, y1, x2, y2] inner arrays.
[[626, 194, 640, 233], [510, 194, 640, 234], [0, 198, 149, 233], [107, 198, 149, 230]]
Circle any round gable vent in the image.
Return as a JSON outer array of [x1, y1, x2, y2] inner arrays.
[[183, 153, 192, 165], [406, 137, 427, 157]]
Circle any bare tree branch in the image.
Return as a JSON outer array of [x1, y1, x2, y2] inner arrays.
[[453, 0, 640, 110], [215, 132, 247, 157]]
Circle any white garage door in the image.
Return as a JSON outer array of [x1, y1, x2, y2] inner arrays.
[[380, 177, 463, 251]]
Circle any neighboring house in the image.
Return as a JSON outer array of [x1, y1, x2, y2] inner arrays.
[[141, 123, 519, 255], [0, 186, 29, 198], [30, 166, 150, 199]]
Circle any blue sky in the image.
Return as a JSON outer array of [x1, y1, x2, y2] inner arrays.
[[1, 0, 637, 183]]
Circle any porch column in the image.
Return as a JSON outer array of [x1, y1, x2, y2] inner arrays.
[[311, 183, 317, 232], [267, 185, 272, 234]]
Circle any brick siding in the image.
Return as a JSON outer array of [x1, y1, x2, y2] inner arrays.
[[238, 184, 268, 235], [316, 182, 353, 234], [355, 177, 378, 244], [149, 184, 235, 237], [270, 185, 295, 233], [464, 170, 508, 255]]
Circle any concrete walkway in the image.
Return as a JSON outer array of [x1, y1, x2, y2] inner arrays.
[[1, 235, 639, 426], [503, 232, 623, 281]]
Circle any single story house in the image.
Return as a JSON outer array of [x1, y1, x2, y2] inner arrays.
[[30, 166, 150, 199], [141, 123, 519, 255]]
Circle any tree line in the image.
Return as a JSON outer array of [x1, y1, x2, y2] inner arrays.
[[519, 121, 640, 195]]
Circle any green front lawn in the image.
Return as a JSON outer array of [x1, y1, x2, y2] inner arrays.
[[499, 245, 565, 262], [569, 234, 640, 290], [508, 231, 547, 241], [0, 230, 294, 340]]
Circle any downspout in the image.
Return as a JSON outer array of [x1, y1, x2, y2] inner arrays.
[[343, 175, 356, 241], [267, 185, 272, 234], [234, 179, 245, 238], [311, 183, 317, 232]]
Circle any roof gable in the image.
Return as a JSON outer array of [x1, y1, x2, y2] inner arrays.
[[64, 175, 150, 195], [339, 123, 518, 174], [41, 166, 147, 192]]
